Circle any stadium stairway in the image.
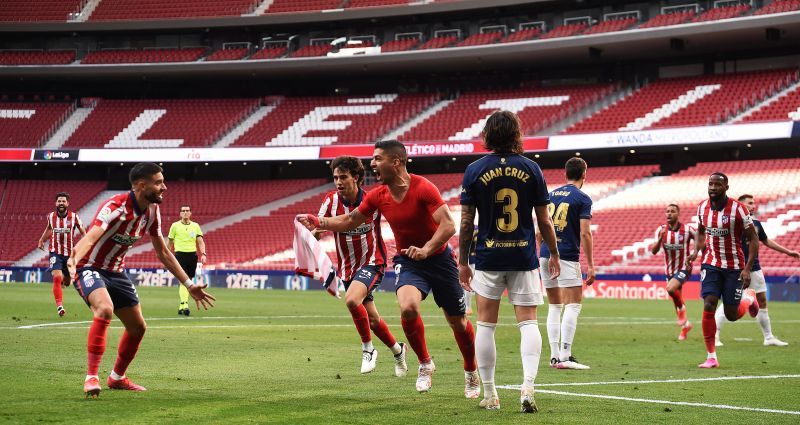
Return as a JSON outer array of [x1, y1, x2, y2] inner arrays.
[[42, 106, 93, 149], [249, 0, 276, 16], [731, 79, 800, 123], [381, 98, 454, 141], [535, 85, 633, 136], [212, 104, 278, 148], [73, 0, 102, 22]]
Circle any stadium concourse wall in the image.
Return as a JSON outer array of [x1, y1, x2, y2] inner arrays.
[[2, 266, 799, 302], [0, 121, 797, 163]]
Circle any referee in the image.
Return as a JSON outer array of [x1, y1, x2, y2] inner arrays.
[[168, 205, 207, 316]]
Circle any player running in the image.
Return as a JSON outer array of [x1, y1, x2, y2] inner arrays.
[[316, 155, 407, 376], [539, 157, 595, 370], [686, 173, 759, 369], [459, 110, 560, 412], [37, 192, 87, 317], [298, 140, 478, 396], [651, 204, 696, 340], [67, 163, 216, 397], [715, 194, 799, 347]]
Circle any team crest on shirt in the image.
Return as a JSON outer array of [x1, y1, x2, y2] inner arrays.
[[721, 215, 730, 225], [485, 239, 495, 248]]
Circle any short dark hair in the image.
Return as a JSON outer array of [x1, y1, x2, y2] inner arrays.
[[565, 157, 587, 181], [738, 194, 754, 202], [180, 204, 191, 211], [482, 110, 523, 154], [374, 139, 407, 164], [55, 192, 70, 201], [129, 162, 163, 185], [330, 155, 365, 186], [667, 203, 680, 211], [710, 172, 728, 183]]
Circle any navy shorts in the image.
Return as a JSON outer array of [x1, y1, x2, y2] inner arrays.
[[344, 265, 385, 303], [700, 264, 743, 306], [74, 267, 140, 310], [669, 270, 690, 285], [392, 246, 466, 316], [48, 252, 69, 274]]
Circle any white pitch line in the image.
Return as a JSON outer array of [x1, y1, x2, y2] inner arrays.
[[519, 388, 800, 416], [497, 374, 800, 389]]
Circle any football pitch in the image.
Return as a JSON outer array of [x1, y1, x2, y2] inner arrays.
[[1, 282, 798, 424]]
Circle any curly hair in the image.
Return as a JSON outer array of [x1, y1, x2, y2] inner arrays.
[[330, 155, 365, 186], [481, 110, 523, 154]]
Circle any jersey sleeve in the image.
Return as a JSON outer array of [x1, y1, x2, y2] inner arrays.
[[318, 193, 332, 218], [419, 178, 446, 216], [168, 222, 177, 239], [194, 222, 203, 237], [93, 199, 122, 230], [357, 189, 379, 218], [756, 222, 768, 242], [530, 163, 550, 207], [46, 212, 53, 229], [460, 169, 475, 205], [74, 213, 84, 230], [654, 225, 665, 240], [579, 195, 593, 220], [737, 204, 754, 230], [149, 206, 163, 237]]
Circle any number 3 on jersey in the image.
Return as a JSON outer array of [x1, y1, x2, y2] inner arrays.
[[547, 202, 570, 232], [495, 189, 519, 233]]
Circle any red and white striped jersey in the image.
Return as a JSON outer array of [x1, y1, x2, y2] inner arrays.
[[77, 191, 162, 272], [48, 211, 83, 256], [318, 189, 386, 282], [696, 197, 753, 270], [654, 222, 696, 277]]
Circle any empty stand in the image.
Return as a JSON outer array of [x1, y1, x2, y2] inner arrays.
[[540, 22, 588, 39], [205, 47, 250, 62], [741, 83, 800, 122], [399, 84, 615, 142], [583, 17, 638, 35], [89, 0, 257, 21], [565, 70, 798, 133], [230, 93, 437, 147], [417, 35, 458, 50], [249, 46, 289, 60], [81, 48, 206, 64], [456, 31, 504, 47], [266, 0, 343, 14], [348, 0, 409, 8], [0, 0, 83, 22], [638, 10, 696, 29], [379, 38, 421, 52], [64, 99, 258, 148], [755, 0, 800, 15], [0, 51, 76, 65], [289, 44, 332, 58], [692, 3, 751, 22], [499, 28, 542, 43], [0, 102, 74, 148]]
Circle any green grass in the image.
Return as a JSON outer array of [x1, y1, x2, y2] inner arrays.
[[0, 282, 798, 424]]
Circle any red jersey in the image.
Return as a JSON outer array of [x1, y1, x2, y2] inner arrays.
[[78, 191, 162, 272], [654, 222, 696, 277], [696, 197, 753, 270], [318, 188, 386, 281], [48, 211, 83, 256], [358, 174, 447, 257]]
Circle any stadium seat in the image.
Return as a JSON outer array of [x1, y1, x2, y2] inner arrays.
[[81, 48, 207, 64], [0, 102, 75, 148], [89, 0, 257, 21], [0, 51, 76, 65], [0, 0, 83, 22]]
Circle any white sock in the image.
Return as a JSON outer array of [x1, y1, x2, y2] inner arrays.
[[714, 304, 726, 340], [707, 351, 717, 360], [362, 341, 374, 352], [110, 370, 124, 380], [476, 321, 497, 397], [85, 374, 99, 381], [464, 289, 472, 311], [390, 342, 402, 355], [757, 309, 773, 339], [546, 303, 563, 360], [518, 320, 541, 389], [559, 303, 582, 361]]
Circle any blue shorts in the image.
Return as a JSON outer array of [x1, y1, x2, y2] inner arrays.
[[48, 252, 69, 274], [392, 246, 465, 316], [669, 270, 690, 285], [700, 264, 743, 306], [344, 265, 385, 303], [74, 267, 140, 310]]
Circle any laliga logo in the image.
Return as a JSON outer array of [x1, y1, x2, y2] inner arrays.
[[43, 151, 70, 160]]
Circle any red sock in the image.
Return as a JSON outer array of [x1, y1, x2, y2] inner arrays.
[[453, 320, 477, 371], [87, 317, 110, 376], [371, 318, 397, 349], [669, 288, 683, 310], [53, 274, 63, 306], [737, 297, 751, 320], [702, 311, 716, 354], [112, 331, 144, 377], [401, 315, 430, 363], [348, 304, 371, 343]]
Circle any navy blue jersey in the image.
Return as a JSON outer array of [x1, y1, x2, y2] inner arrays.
[[539, 184, 592, 262], [741, 219, 768, 272], [461, 153, 549, 271]]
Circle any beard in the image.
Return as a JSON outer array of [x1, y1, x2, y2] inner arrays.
[[144, 191, 163, 204]]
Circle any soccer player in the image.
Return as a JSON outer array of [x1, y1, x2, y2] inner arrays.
[[298, 140, 478, 396], [458, 110, 560, 412], [37, 192, 86, 317], [686, 173, 759, 368], [316, 155, 407, 376], [168, 205, 207, 316], [651, 204, 696, 340], [67, 163, 216, 397], [715, 194, 799, 347], [539, 157, 595, 370]]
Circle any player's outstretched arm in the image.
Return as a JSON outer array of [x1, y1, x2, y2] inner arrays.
[[534, 205, 560, 279], [457, 204, 476, 290], [37, 222, 52, 251], [763, 238, 800, 259], [402, 204, 456, 261], [66, 226, 106, 279], [298, 210, 367, 233], [152, 235, 216, 310], [580, 218, 595, 286]]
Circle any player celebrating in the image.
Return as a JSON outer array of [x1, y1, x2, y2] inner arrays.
[[686, 173, 759, 368], [67, 163, 216, 397], [651, 204, 696, 340], [316, 155, 407, 376], [298, 140, 478, 396], [167, 205, 207, 316], [540, 157, 595, 370], [459, 110, 560, 412], [715, 194, 799, 347], [37, 192, 87, 317]]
